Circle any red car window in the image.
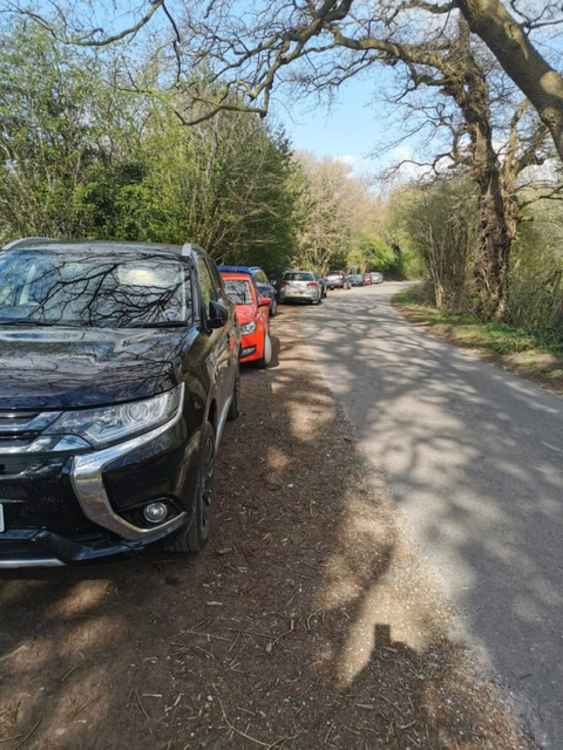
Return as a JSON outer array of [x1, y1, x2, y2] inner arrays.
[[223, 278, 256, 305]]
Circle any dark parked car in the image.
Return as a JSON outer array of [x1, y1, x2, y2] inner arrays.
[[218, 265, 278, 317], [349, 274, 364, 287], [0, 238, 240, 568]]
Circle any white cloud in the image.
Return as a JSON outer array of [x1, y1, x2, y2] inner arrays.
[[334, 153, 375, 177], [384, 144, 442, 183]]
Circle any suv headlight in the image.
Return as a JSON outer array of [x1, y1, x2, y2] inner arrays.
[[240, 321, 257, 334], [44, 384, 184, 449]]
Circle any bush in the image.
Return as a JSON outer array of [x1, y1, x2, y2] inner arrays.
[[508, 196, 563, 344]]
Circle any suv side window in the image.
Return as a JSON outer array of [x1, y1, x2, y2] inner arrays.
[[196, 254, 218, 310], [255, 271, 268, 284]]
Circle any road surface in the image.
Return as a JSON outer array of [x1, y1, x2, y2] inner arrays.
[[295, 282, 563, 749]]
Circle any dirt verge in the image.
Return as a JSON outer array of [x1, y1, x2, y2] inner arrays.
[[0, 307, 534, 749]]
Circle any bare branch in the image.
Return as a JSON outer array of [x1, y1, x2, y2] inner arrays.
[[18, 0, 164, 47]]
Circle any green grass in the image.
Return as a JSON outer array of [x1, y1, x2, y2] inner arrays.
[[392, 287, 563, 390]]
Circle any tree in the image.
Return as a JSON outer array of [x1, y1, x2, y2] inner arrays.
[[0, 25, 124, 238], [454, 0, 563, 162], [292, 153, 376, 273], [0, 25, 300, 272], [393, 178, 478, 309]]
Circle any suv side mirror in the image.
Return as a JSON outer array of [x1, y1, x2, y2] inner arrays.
[[258, 296, 271, 307], [208, 300, 228, 329]]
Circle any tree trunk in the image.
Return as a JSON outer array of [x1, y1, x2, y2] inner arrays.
[[456, 0, 563, 162], [434, 282, 446, 309], [448, 26, 514, 321], [473, 173, 511, 321]]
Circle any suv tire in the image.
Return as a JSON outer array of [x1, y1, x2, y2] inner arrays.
[[227, 369, 240, 421], [167, 421, 215, 554]]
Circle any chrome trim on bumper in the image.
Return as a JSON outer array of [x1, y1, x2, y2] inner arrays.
[[71, 386, 188, 542], [215, 395, 232, 452], [0, 558, 65, 569]]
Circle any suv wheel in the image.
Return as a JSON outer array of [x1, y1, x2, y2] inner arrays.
[[167, 422, 215, 554], [227, 369, 240, 421]]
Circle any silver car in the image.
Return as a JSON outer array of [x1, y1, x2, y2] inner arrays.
[[326, 272, 351, 290], [279, 270, 322, 304], [370, 272, 384, 284]]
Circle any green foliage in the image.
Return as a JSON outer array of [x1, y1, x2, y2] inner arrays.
[[387, 179, 563, 344], [508, 194, 563, 341], [394, 286, 563, 357], [348, 230, 421, 279], [349, 232, 392, 270], [387, 179, 477, 307], [0, 25, 299, 274]]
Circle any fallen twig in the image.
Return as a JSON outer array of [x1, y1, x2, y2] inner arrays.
[[379, 693, 405, 717], [215, 690, 270, 748], [134, 690, 151, 721], [70, 696, 98, 720], [0, 645, 26, 663], [183, 628, 230, 643], [227, 627, 273, 640], [191, 645, 215, 660], [59, 663, 82, 683], [14, 716, 41, 750], [0, 732, 26, 745]]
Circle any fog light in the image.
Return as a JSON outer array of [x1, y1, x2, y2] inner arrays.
[[143, 501, 168, 525]]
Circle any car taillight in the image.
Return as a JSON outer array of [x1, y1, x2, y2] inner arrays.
[[307, 281, 318, 287]]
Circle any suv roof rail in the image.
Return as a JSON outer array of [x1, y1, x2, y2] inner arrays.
[[182, 242, 206, 260], [3, 236, 52, 250]]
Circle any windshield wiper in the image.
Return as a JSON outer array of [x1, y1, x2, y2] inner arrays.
[[126, 321, 188, 329], [0, 319, 58, 327]]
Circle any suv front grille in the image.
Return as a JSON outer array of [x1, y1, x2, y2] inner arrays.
[[0, 412, 94, 534], [0, 410, 60, 439]]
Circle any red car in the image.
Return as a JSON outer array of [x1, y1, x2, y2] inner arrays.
[[362, 273, 373, 286], [221, 271, 272, 367]]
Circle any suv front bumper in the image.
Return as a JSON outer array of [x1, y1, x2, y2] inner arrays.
[[0, 406, 199, 568]]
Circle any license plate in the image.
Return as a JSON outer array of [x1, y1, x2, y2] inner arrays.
[[0, 504, 4, 533]]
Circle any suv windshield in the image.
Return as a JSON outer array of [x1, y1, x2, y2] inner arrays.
[[223, 279, 254, 305], [0, 250, 192, 328]]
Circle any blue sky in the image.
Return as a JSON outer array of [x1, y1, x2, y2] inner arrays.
[[270, 68, 415, 180], [275, 79, 381, 158]]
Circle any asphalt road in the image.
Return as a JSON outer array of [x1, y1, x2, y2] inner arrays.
[[294, 282, 563, 749]]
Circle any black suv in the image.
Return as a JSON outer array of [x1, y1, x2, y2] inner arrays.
[[0, 239, 240, 568]]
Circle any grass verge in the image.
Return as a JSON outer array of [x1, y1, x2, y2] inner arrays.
[[393, 286, 563, 393]]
